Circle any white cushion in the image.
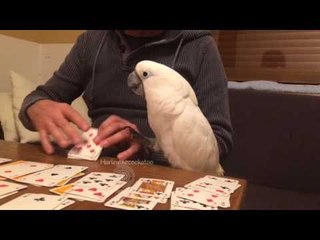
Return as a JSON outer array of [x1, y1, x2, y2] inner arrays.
[[0, 92, 19, 141], [9, 70, 91, 143]]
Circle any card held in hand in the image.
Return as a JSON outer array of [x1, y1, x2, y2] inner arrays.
[[68, 128, 102, 161]]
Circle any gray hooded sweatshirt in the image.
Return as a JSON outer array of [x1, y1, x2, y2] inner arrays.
[[19, 30, 233, 165]]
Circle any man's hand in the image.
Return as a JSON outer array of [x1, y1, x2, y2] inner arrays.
[[93, 115, 142, 161], [27, 99, 90, 154]]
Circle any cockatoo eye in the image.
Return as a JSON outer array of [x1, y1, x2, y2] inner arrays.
[[143, 71, 148, 77]]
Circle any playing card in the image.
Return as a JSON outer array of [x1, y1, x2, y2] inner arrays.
[[0, 160, 54, 179], [201, 175, 239, 190], [76, 172, 125, 182], [185, 176, 240, 195], [174, 187, 223, 208], [65, 185, 113, 202], [115, 185, 167, 204], [16, 165, 88, 187], [53, 199, 75, 210], [172, 188, 218, 210], [129, 178, 174, 199], [94, 180, 127, 200], [68, 128, 102, 161], [105, 188, 158, 210], [50, 184, 74, 195], [170, 191, 212, 210], [56, 172, 85, 186], [72, 172, 124, 190], [64, 173, 127, 203], [0, 158, 12, 164], [0, 191, 18, 200], [0, 193, 68, 210], [0, 180, 27, 197], [126, 190, 168, 204], [64, 185, 109, 202], [170, 205, 194, 210]]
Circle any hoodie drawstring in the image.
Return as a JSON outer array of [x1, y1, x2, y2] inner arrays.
[[89, 32, 107, 108], [171, 37, 184, 69]]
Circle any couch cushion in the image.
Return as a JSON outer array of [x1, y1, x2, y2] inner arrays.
[[225, 88, 320, 193], [10, 71, 40, 143]]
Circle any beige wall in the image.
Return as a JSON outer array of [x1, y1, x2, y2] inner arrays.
[[0, 30, 85, 43]]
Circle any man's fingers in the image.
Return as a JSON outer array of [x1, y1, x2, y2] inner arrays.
[[55, 118, 84, 145], [95, 122, 130, 144], [117, 142, 141, 160], [98, 127, 131, 148], [27, 100, 91, 154], [63, 105, 90, 132], [39, 130, 54, 154], [98, 115, 132, 128], [46, 122, 70, 148], [94, 115, 137, 143]]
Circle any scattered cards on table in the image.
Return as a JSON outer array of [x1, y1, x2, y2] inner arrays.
[[15, 164, 88, 187], [170, 175, 241, 210], [68, 128, 102, 161], [0, 156, 241, 210], [60, 172, 127, 202]]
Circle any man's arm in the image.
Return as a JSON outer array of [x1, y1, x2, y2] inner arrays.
[[18, 32, 91, 154], [19, 32, 89, 131]]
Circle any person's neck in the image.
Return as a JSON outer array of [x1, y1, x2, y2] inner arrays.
[[124, 30, 165, 37]]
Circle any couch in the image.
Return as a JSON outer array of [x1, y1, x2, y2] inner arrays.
[[225, 88, 320, 209]]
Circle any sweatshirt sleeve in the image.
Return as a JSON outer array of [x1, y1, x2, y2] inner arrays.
[[193, 37, 233, 162], [19, 32, 89, 131]]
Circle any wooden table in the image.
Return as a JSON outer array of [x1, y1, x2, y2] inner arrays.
[[0, 140, 247, 210]]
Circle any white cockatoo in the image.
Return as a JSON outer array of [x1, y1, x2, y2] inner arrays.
[[127, 60, 224, 176]]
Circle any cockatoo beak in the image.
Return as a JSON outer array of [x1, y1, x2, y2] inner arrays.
[[127, 71, 145, 96]]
